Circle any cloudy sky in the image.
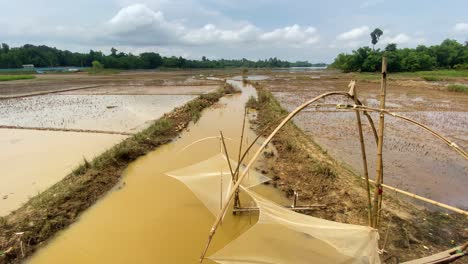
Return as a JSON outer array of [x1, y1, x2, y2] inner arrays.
[[1, 0, 467, 63]]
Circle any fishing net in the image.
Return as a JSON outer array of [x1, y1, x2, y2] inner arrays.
[[209, 189, 381, 264], [166, 153, 270, 216], [166, 153, 380, 263]]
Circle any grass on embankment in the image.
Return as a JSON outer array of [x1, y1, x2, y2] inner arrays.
[[85, 68, 122, 75], [0, 84, 232, 263], [246, 81, 468, 262], [0, 75, 35, 82], [447, 84, 468, 92], [354, 69, 468, 82]]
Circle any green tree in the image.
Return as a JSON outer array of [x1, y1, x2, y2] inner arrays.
[[92, 60, 104, 69], [1, 43, 9, 53], [370, 28, 383, 51], [110, 47, 117, 57], [385, 43, 397, 52]]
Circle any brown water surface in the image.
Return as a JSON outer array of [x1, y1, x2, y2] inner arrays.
[[0, 130, 125, 216]]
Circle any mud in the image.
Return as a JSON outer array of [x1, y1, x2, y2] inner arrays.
[[0, 71, 220, 97], [0, 94, 196, 133], [259, 71, 468, 208], [59, 85, 218, 95]]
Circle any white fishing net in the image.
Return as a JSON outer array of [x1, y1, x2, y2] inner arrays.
[[209, 189, 381, 264], [166, 153, 380, 264], [166, 153, 270, 216]]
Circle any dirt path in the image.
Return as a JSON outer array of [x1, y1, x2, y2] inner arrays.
[[0, 125, 134, 136], [0, 85, 102, 100]]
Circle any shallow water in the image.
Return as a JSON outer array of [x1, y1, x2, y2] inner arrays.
[[28, 80, 290, 263], [273, 90, 468, 208], [0, 94, 196, 133], [0, 129, 125, 216]]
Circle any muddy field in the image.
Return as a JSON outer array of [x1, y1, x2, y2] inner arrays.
[[256, 70, 468, 209], [0, 71, 220, 98], [0, 70, 223, 216]]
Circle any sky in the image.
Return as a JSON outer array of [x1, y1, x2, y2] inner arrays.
[[0, 0, 467, 63]]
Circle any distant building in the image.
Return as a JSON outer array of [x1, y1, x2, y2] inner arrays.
[[22, 64, 35, 69]]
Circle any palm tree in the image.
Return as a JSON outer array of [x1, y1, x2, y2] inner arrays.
[[370, 28, 383, 51]]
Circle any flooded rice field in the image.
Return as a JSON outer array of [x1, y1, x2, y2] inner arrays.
[[0, 72, 223, 216], [262, 72, 468, 209], [0, 94, 195, 133], [27, 80, 289, 264], [0, 129, 125, 216], [60, 85, 218, 95]]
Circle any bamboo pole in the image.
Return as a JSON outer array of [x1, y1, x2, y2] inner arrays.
[[349, 80, 373, 226], [234, 108, 248, 210], [372, 56, 387, 228], [220, 131, 234, 178], [362, 177, 468, 216]]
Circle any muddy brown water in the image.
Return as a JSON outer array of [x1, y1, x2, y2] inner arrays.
[[0, 130, 126, 216], [28, 80, 290, 263]]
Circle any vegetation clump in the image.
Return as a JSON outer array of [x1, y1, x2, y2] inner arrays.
[[447, 84, 468, 92], [0, 75, 35, 81], [422, 76, 443, 82]]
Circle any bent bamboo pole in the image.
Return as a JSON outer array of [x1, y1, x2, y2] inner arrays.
[[362, 177, 468, 216]]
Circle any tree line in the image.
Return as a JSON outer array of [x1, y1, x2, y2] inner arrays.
[[331, 39, 468, 72], [0, 43, 325, 69]]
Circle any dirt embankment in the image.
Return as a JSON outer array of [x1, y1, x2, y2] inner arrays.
[[246, 82, 468, 263], [0, 86, 231, 263]]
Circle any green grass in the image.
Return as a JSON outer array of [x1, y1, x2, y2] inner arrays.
[[85, 68, 121, 75], [353, 69, 468, 81], [447, 84, 468, 92], [0, 75, 35, 81], [354, 73, 381, 81], [421, 76, 443, 82]]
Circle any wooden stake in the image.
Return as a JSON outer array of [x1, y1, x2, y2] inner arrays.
[[372, 57, 387, 228], [349, 80, 373, 226]]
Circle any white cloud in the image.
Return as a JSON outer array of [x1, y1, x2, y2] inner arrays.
[[360, 0, 385, 8], [380, 33, 425, 46], [380, 33, 410, 44], [181, 24, 259, 45], [259, 25, 319, 47], [337, 26, 369, 40], [103, 4, 185, 45], [454, 23, 468, 34], [100, 4, 320, 48]]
